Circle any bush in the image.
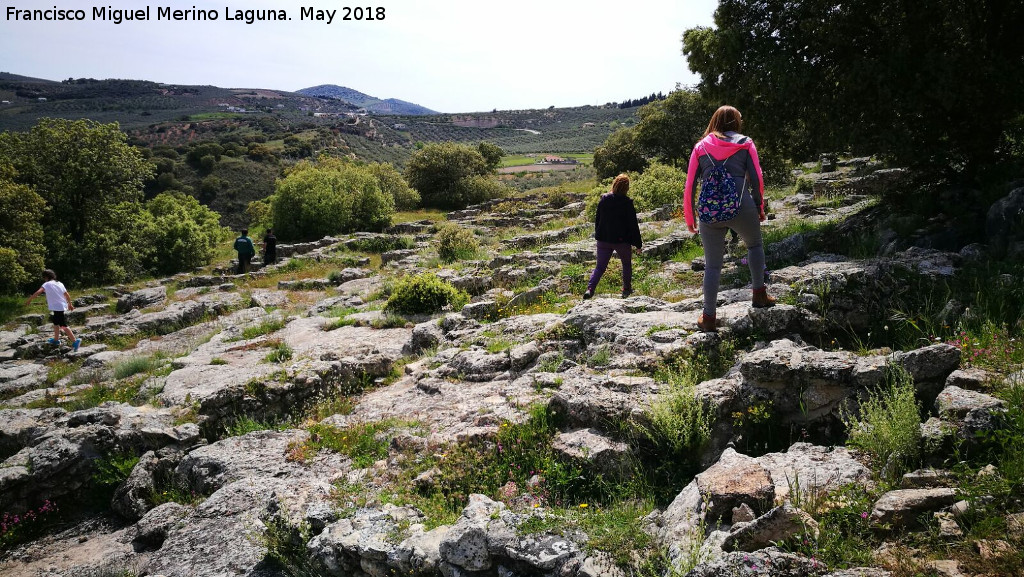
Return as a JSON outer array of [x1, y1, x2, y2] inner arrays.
[[434, 223, 479, 262], [141, 192, 226, 275], [630, 162, 687, 212], [545, 188, 569, 209], [842, 365, 922, 480], [404, 142, 507, 209], [366, 162, 420, 210], [385, 273, 469, 315], [271, 158, 394, 241]]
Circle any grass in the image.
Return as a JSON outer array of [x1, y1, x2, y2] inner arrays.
[[111, 354, 163, 380], [290, 419, 410, 468], [222, 414, 292, 438], [263, 341, 293, 364], [841, 365, 922, 481], [0, 295, 27, 325], [231, 317, 287, 341]]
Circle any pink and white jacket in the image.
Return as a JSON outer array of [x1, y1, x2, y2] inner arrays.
[[683, 133, 765, 229]]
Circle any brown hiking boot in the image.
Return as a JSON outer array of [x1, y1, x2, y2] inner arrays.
[[697, 313, 717, 332], [752, 287, 776, 308]]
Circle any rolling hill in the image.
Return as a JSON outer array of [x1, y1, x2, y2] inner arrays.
[[296, 84, 437, 115]]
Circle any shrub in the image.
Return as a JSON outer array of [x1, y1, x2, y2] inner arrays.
[[140, 192, 226, 275], [842, 365, 922, 480], [545, 188, 569, 209], [404, 143, 507, 209], [629, 162, 687, 212], [271, 158, 394, 241], [434, 223, 480, 262], [384, 273, 469, 315], [366, 162, 420, 210]]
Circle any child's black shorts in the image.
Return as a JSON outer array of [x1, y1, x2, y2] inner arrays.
[[50, 310, 68, 327]]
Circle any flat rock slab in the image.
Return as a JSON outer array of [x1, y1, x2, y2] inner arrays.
[[871, 488, 957, 529]]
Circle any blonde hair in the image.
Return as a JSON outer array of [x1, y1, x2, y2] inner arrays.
[[611, 174, 630, 196], [703, 105, 743, 137]]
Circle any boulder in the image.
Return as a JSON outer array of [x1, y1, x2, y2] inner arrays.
[[870, 488, 957, 529], [116, 286, 167, 313], [722, 503, 820, 552], [986, 186, 1024, 255], [129, 501, 192, 550], [551, 428, 632, 478], [683, 547, 824, 577], [934, 385, 1005, 439], [695, 448, 775, 523]]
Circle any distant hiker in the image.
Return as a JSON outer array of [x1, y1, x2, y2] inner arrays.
[[234, 229, 256, 274], [262, 228, 277, 265], [584, 174, 643, 299], [684, 105, 774, 332], [25, 269, 81, 351]]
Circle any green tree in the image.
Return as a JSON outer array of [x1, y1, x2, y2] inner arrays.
[[634, 89, 714, 167], [271, 158, 394, 241], [0, 118, 156, 284], [404, 142, 506, 209], [0, 165, 47, 294], [141, 192, 226, 275], [682, 0, 1024, 173], [477, 142, 505, 171], [593, 128, 648, 179], [366, 162, 420, 211]]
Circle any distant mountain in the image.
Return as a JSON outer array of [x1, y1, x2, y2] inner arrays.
[[297, 84, 436, 115]]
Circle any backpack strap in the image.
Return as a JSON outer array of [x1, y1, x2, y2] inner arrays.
[[699, 143, 719, 167]]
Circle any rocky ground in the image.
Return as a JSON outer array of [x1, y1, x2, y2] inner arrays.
[[1, 163, 1022, 577]]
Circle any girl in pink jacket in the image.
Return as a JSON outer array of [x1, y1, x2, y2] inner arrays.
[[683, 106, 775, 331]]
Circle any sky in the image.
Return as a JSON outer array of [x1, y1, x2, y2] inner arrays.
[[0, 0, 719, 113]]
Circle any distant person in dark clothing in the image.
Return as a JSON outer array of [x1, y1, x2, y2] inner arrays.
[[584, 174, 643, 299], [262, 228, 277, 265], [233, 229, 256, 274]]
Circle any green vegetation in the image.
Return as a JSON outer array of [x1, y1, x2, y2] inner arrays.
[[842, 366, 923, 480], [269, 157, 394, 241], [403, 142, 509, 209], [234, 317, 287, 341], [263, 341, 293, 364], [292, 420, 406, 468], [682, 0, 1023, 175], [223, 414, 292, 438], [434, 222, 480, 262], [111, 354, 163, 380], [384, 273, 469, 316]]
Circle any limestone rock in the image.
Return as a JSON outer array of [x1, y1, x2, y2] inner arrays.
[[870, 488, 957, 529], [551, 428, 632, 478], [722, 503, 820, 552], [934, 385, 1005, 439], [683, 547, 824, 577], [130, 501, 192, 550], [695, 448, 775, 523], [116, 286, 167, 313]]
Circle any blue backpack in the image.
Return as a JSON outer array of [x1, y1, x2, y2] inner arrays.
[[697, 144, 744, 223]]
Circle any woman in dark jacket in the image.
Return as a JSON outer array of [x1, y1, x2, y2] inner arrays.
[[584, 174, 643, 299]]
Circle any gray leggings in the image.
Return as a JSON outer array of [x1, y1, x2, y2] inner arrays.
[[698, 193, 765, 317]]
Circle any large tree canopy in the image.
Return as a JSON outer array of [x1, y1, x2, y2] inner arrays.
[[0, 118, 155, 282], [404, 142, 507, 209], [634, 89, 715, 168], [271, 158, 394, 241], [0, 163, 47, 293], [683, 0, 1024, 173]]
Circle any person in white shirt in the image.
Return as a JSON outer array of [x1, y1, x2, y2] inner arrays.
[[25, 269, 81, 351]]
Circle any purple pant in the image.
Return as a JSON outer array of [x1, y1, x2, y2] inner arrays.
[[587, 241, 633, 293]]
